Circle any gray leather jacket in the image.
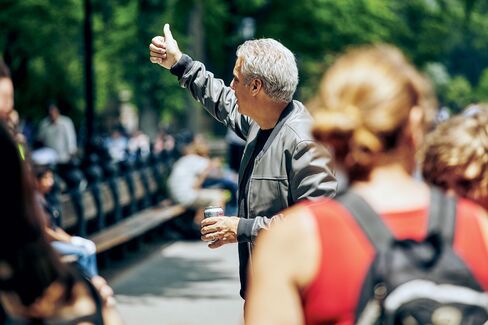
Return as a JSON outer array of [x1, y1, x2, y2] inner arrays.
[[171, 55, 337, 296]]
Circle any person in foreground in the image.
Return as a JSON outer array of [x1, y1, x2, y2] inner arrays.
[[149, 24, 337, 298], [420, 103, 488, 211], [245, 45, 488, 324], [0, 123, 122, 324]]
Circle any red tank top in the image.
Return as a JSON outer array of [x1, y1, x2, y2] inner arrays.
[[301, 198, 488, 325]]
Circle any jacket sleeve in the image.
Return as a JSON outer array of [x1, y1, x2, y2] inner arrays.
[[237, 213, 285, 243], [237, 140, 337, 243], [170, 54, 251, 140], [288, 140, 337, 202]]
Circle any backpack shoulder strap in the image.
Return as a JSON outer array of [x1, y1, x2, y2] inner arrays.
[[336, 191, 394, 251], [427, 186, 457, 244]]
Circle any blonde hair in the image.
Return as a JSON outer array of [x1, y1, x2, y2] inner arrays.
[[310, 44, 436, 181], [420, 105, 488, 208]]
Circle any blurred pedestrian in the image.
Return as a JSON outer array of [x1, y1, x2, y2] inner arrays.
[[0, 59, 26, 154], [421, 103, 488, 210], [150, 24, 337, 298], [0, 59, 13, 124], [245, 45, 488, 324], [38, 103, 77, 163], [168, 136, 227, 223], [105, 128, 128, 162], [127, 129, 150, 159]]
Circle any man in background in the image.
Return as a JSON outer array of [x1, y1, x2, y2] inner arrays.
[[38, 103, 77, 163]]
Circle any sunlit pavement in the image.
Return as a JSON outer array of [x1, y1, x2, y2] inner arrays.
[[108, 241, 243, 325]]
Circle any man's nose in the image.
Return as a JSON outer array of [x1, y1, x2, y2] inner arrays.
[[230, 79, 235, 90]]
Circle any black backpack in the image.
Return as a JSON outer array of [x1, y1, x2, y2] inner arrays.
[[337, 188, 488, 325]]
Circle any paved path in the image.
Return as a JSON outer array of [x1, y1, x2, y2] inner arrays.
[[108, 241, 243, 325]]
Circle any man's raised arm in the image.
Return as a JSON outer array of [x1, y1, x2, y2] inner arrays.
[[149, 24, 251, 139]]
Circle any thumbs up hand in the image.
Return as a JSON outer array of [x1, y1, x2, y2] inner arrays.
[[149, 24, 182, 69]]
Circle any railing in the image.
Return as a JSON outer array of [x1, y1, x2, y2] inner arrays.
[[46, 146, 187, 260]]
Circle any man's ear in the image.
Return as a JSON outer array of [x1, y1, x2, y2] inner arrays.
[[250, 79, 262, 96]]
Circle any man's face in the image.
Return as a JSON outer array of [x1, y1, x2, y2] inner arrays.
[[230, 58, 254, 118], [0, 77, 14, 121], [49, 106, 60, 122]]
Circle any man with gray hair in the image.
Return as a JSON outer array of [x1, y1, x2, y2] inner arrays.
[[149, 24, 337, 298]]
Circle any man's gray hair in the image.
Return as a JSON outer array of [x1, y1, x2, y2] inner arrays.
[[236, 39, 298, 103]]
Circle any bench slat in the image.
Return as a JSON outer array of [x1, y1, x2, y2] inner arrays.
[[100, 183, 115, 214], [89, 204, 185, 253]]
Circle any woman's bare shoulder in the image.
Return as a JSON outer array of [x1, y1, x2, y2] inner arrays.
[[256, 203, 321, 287]]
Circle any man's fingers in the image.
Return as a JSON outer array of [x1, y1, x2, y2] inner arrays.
[[150, 57, 162, 64], [150, 49, 166, 58], [201, 218, 218, 227], [151, 36, 165, 47], [201, 224, 223, 235], [163, 23, 174, 42], [149, 43, 166, 54], [200, 226, 212, 235], [201, 230, 225, 242], [208, 239, 224, 249]]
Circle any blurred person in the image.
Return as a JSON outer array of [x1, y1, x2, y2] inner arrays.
[[153, 129, 175, 155], [0, 59, 14, 123], [421, 103, 488, 210], [0, 123, 122, 324], [0, 59, 26, 154], [34, 165, 99, 278], [31, 143, 59, 166], [192, 134, 239, 212], [150, 24, 337, 298], [245, 45, 488, 324], [38, 103, 77, 163], [168, 135, 227, 226], [105, 128, 128, 162], [127, 129, 150, 158]]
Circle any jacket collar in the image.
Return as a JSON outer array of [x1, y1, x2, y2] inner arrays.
[[239, 101, 295, 178]]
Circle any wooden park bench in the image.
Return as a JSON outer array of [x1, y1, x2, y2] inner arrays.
[[89, 203, 185, 254], [58, 160, 187, 257]]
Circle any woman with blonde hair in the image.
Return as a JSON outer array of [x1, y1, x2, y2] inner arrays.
[[420, 103, 488, 210], [245, 45, 488, 324]]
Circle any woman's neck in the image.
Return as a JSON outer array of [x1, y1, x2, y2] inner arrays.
[[352, 163, 429, 213]]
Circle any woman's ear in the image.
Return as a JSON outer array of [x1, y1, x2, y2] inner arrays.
[[407, 105, 425, 149]]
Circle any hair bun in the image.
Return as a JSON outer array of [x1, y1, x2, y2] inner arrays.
[[312, 105, 360, 137]]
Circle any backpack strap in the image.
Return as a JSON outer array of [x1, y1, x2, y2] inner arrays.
[[427, 187, 457, 245], [336, 191, 394, 251]]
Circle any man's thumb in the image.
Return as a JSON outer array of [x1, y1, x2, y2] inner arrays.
[[163, 24, 174, 41]]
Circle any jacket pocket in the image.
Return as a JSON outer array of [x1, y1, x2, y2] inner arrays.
[[248, 177, 288, 217]]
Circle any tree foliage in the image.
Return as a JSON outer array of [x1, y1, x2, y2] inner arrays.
[[1, 0, 488, 135]]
